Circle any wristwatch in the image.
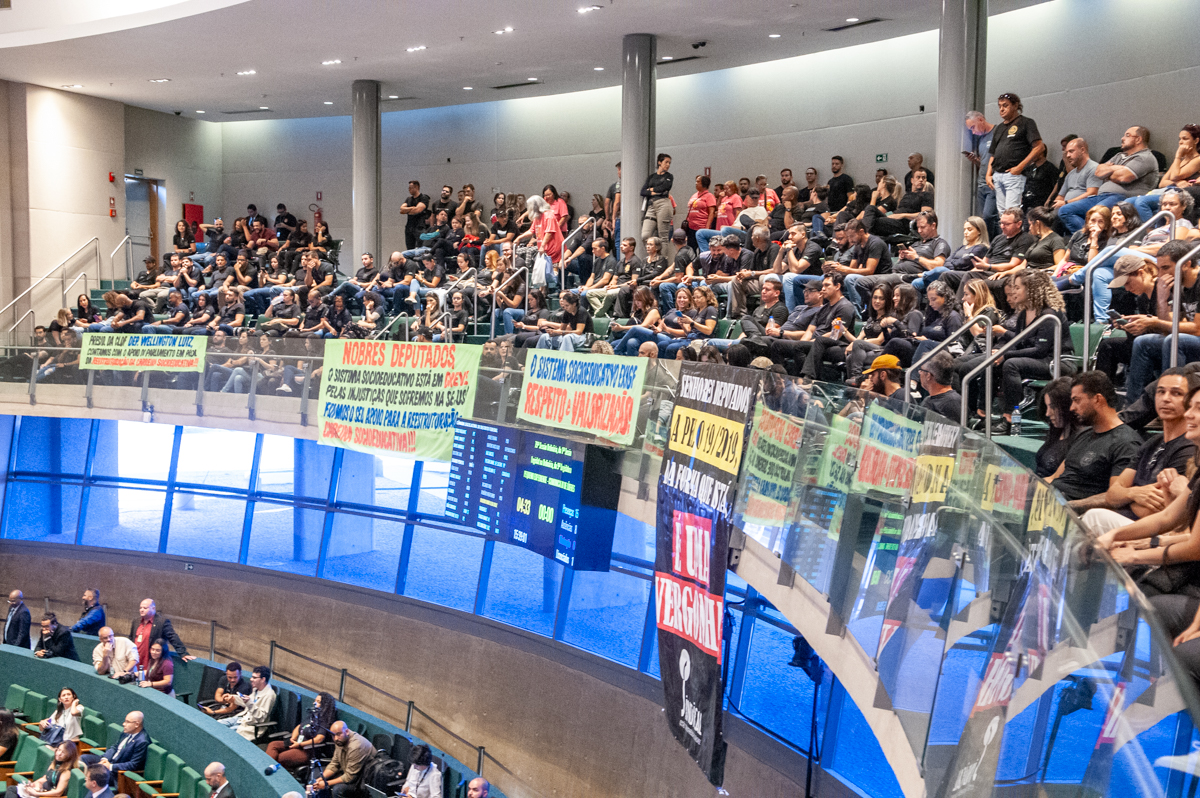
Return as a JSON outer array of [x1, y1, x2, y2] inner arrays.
[[1151, 535, 1161, 548]]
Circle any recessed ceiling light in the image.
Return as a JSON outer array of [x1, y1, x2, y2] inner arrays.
[[259, 106, 269, 110], [594, 67, 604, 71], [61, 84, 83, 89], [661, 56, 673, 61], [237, 70, 256, 76], [324, 101, 333, 105], [846, 17, 859, 22], [528, 77, 537, 81], [577, 5, 601, 13], [504, 26, 513, 31], [148, 78, 171, 83], [463, 86, 473, 91], [196, 110, 205, 114], [768, 33, 781, 38], [321, 59, 341, 66], [388, 95, 398, 99], [406, 45, 426, 52], [494, 30, 504, 34]]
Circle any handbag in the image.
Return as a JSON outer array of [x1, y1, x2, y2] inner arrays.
[[41, 722, 65, 745]]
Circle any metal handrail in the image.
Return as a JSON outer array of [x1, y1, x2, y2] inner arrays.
[[8, 309, 34, 335], [961, 312, 1062, 436], [109, 236, 132, 283], [445, 267, 477, 290], [902, 313, 995, 399], [1082, 209, 1175, 365], [0, 237, 99, 323], [489, 266, 529, 339], [62, 273, 89, 308], [560, 217, 597, 287], [1170, 242, 1200, 367], [434, 310, 454, 341]]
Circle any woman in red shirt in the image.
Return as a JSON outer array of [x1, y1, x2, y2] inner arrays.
[[697, 181, 743, 252], [682, 175, 717, 250]]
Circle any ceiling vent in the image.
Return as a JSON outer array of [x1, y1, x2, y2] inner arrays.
[[823, 17, 885, 32], [491, 80, 542, 90]]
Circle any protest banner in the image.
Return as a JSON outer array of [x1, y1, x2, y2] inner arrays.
[[741, 403, 804, 530], [318, 340, 480, 461], [852, 403, 924, 496], [81, 333, 207, 372], [517, 350, 646, 445]]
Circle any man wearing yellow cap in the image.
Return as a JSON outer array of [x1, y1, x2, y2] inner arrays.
[[862, 354, 905, 404]]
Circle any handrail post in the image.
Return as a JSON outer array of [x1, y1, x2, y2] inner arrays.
[[488, 266, 528, 339], [560, 217, 595, 289], [247, 357, 261, 421], [904, 312, 993, 400], [209, 620, 216, 660], [1169, 243, 1200, 367], [0, 237, 99, 324], [1082, 209, 1175, 366], [405, 700, 414, 732], [268, 640, 276, 674], [299, 361, 314, 426], [338, 668, 348, 702], [476, 746, 485, 775]]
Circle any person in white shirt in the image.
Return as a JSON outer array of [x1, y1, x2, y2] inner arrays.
[[216, 666, 276, 741], [92, 627, 138, 679], [38, 687, 85, 742], [204, 762, 235, 798], [398, 744, 442, 798]]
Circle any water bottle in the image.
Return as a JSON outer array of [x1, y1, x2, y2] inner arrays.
[[1010, 406, 1022, 437]]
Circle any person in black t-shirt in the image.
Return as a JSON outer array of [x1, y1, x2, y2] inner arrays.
[[1079, 370, 1197, 531], [919, 352, 962, 421], [959, 208, 1037, 311], [862, 169, 936, 237], [839, 219, 893, 314], [903, 153, 936, 193], [735, 274, 788, 336], [535, 291, 592, 352], [273, 204, 298, 240], [429, 186, 456, 225], [986, 92, 1046, 214], [826, 156, 854, 212], [1048, 371, 1143, 504]]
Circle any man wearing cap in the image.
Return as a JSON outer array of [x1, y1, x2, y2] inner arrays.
[[727, 226, 782, 318], [743, 279, 824, 359], [1125, 240, 1200, 400], [651, 229, 697, 310], [862, 354, 905, 404], [1094, 255, 1160, 384]]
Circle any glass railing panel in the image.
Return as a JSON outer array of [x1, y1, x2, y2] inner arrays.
[[401, 525, 485, 612]]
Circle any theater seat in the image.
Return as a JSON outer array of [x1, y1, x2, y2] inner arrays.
[[0, 731, 41, 785], [125, 745, 168, 790], [137, 752, 183, 797], [3, 685, 28, 717]]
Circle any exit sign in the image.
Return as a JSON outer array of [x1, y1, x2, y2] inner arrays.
[[875, 154, 888, 163]]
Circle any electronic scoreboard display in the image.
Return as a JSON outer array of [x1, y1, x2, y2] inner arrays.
[[447, 419, 621, 571]]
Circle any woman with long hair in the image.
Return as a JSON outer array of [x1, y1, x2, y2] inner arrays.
[[654, 285, 695, 356], [841, 285, 895, 380], [74, 294, 101, 327], [266, 692, 338, 771], [1056, 205, 1111, 287], [168, 219, 195, 266], [37, 687, 84, 743], [885, 280, 964, 367], [14, 740, 77, 798], [139, 638, 175, 696], [915, 216, 990, 292], [612, 286, 663, 356], [1023, 206, 1068, 270], [509, 289, 550, 349], [663, 285, 717, 358], [0, 709, 17, 760], [1034, 377, 1077, 478]]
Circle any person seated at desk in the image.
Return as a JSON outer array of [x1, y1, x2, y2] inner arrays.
[[36, 687, 84, 743], [7, 740, 78, 798], [82, 764, 114, 798], [92, 627, 138, 679], [397, 744, 442, 798], [201, 661, 251, 718]]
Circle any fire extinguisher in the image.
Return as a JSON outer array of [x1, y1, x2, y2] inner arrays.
[[309, 203, 323, 229]]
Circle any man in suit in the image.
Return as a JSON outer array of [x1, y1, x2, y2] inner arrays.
[[34, 612, 79, 660], [86, 711, 149, 786], [84, 764, 115, 798], [204, 762, 236, 798], [4, 590, 30, 648], [129, 598, 195, 664]]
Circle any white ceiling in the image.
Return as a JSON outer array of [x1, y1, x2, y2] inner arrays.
[[0, 0, 1042, 121]]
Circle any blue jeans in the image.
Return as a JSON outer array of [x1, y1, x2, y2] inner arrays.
[[912, 266, 949, 293], [658, 281, 699, 312], [536, 332, 586, 352], [243, 286, 282, 317], [1055, 248, 1142, 319], [976, 183, 999, 240], [613, 326, 658, 356], [842, 274, 870, 314], [1173, 334, 1200, 369], [1129, 193, 1163, 223], [781, 272, 822, 311], [1126, 334, 1169, 403], [992, 172, 1026, 214], [495, 307, 525, 335], [221, 367, 249, 393], [1058, 194, 1121, 235], [696, 227, 744, 253]]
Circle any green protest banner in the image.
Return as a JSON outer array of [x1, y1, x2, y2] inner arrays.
[[742, 404, 804, 527], [318, 340, 480, 461], [814, 414, 860, 494], [80, 332, 207, 372], [517, 350, 646, 445]]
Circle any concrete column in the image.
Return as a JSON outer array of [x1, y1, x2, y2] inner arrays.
[[934, 0, 987, 247], [351, 80, 382, 262], [620, 34, 656, 257]]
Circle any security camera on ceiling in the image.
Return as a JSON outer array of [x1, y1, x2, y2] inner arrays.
[[692, 41, 706, 49]]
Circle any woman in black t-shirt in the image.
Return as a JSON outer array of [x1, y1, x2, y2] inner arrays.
[[510, 290, 551, 348], [612, 286, 663, 356], [168, 219, 195, 267], [1023, 207, 1068, 271], [1034, 377, 1076, 478], [434, 291, 469, 344]]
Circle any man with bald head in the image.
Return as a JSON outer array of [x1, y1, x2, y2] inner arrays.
[[93, 627, 139, 678], [204, 762, 235, 798], [81, 711, 149, 785], [4, 589, 30, 648], [314, 721, 375, 798], [467, 778, 490, 798], [129, 598, 194, 665]]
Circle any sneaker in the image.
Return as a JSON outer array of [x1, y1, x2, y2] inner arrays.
[[277, 384, 292, 394], [1156, 741, 1200, 775]]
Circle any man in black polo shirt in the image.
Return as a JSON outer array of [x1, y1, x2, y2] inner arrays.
[[735, 274, 788, 336], [955, 208, 1036, 307], [898, 212, 953, 284], [919, 352, 962, 420], [743, 280, 824, 359], [774, 224, 825, 312], [298, 253, 335, 306], [768, 272, 856, 376], [826, 156, 854, 212], [400, 181, 431, 251], [862, 169, 935, 238], [838, 219, 892, 314], [986, 92, 1046, 215], [1078, 369, 1196, 533], [589, 237, 640, 317], [1048, 371, 1143, 506], [273, 204, 297, 241], [728, 226, 782, 318]]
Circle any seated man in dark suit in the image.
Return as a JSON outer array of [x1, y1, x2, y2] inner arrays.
[[83, 764, 115, 798], [204, 762, 236, 798], [34, 612, 78, 661], [81, 711, 149, 786]]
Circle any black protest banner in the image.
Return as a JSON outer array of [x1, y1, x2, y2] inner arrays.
[[655, 364, 758, 786]]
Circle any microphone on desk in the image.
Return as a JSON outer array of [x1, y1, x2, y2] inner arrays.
[[264, 763, 282, 775]]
